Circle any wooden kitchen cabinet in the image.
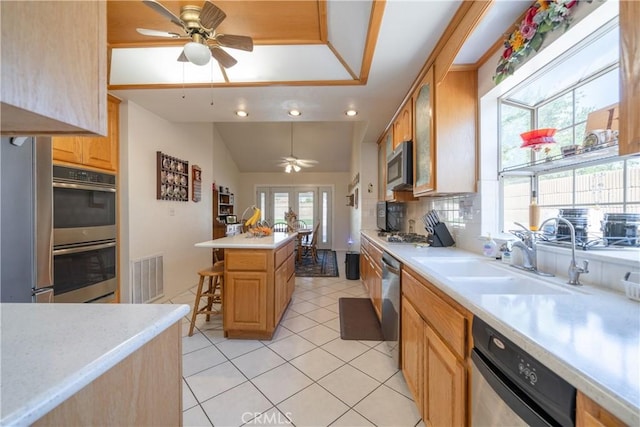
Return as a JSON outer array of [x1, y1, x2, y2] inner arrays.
[[223, 240, 294, 339], [1, 2, 107, 136], [618, 1, 640, 156], [413, 67, 477, 196], [52, 95, 120, 172], [401, 266, 472, 426], [360, 235, 383, 320], [378, 140, 386, 201], [576, 391, 626, 427], [34, 322, 182, 426], [393, 101, 413, 148]]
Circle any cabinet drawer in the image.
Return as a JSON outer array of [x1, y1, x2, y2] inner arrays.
[[226, 250, 269, 271], [402, 268, 467, 359]]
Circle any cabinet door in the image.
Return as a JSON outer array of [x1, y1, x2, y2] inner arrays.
[[274, 262, 288, 323], [83, 96, 119, 171], [424, 325, 466, 427], [413, 67, 435, 196], [52, 137, 84, 164], [619, 1, 640, 155], [371, 263, 382, 320], [401, 296, 423, 415], [224, 272, 268, 331], [576, 391, 626, 427], [396, 102, 413, 145], [377, 141, 386, 201]]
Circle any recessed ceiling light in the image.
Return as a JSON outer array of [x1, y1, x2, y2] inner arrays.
[[288, 109, 302, 117], [235, 110, 248, 118], [345, 109, 358, 117]]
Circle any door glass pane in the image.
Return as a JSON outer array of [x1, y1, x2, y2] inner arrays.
[[298, 191, 314, 228], [273, 192, 289, 222], [322, 191, 328, 243]]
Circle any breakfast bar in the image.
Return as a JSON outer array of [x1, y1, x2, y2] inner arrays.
[[195, 232, 297, 339]]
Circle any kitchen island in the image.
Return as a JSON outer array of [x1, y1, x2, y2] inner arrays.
[[0, 303, 189, 426], [195, 232, 297, 339]]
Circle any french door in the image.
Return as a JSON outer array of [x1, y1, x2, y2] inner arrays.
[[256, 186, 333, 250]]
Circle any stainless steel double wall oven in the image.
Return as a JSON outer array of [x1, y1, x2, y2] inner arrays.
[[52, 166, 117, 303]]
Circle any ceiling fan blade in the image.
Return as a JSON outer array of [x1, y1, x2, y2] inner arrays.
[[142, 0, 183, 27], [136, 28, 181, 38], [200, 1, 226, 31], [210, 47, 237, 68], [296, 160, 319, 166], [177, 50, 188, 62], [216, 34, 254, 52]]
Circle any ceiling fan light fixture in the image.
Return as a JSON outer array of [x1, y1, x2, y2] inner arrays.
[[235, 110, 248, 118], [293, 164, 301, 172], [345, 109, 358, 117], [288, 109, 302, 117], [184, 41, 211, 66], [285, 164, 293, 173]]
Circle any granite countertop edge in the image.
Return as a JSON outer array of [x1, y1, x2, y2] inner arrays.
[[0, 304, 190, 426]]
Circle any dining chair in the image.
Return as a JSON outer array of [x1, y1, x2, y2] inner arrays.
[[272, 222, 289, 232], [299, 222, 320, 263]]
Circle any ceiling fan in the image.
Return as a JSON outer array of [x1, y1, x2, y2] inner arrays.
[[278, 123, 319, 173], [136, 0, 254, 68]]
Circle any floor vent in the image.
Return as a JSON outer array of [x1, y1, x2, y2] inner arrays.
[[130, 254, 164, 303]]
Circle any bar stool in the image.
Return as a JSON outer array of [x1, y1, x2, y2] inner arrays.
[[188, 261, 224, 337]]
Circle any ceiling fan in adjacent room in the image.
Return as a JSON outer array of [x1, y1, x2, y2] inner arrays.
[[136, 0, 254, 68], [278, 124, 319, 173]]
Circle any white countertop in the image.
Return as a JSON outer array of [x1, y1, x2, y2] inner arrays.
[[195, 231, 297, 249], [362, 230, 640, 426], [0, 303, 189, 426]]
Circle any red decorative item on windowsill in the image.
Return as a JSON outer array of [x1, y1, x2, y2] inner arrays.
[[520, 128, 557, 150]]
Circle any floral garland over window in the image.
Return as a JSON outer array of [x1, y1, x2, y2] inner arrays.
[[493, 0, 587, 85]]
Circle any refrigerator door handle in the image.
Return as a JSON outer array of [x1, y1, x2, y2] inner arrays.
[[35, 137, 54, 289]]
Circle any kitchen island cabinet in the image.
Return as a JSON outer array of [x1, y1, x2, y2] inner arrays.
[[0, 303, 188, 426], [195, 232, 297, 339]]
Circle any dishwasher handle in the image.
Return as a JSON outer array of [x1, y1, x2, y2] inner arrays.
[[382, 252, 401, 275]]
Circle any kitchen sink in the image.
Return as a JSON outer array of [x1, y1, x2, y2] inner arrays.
[[411, 256, 584, 295]]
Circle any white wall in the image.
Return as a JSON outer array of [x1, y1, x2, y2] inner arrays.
[[120, 102, 239, 302], [349, 122, 376, 251], [236, 172, 351, 250]]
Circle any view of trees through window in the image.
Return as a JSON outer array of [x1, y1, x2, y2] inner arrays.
[[499, 26, 639, 240]]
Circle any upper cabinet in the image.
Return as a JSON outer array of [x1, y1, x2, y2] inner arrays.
[[413, 67, 477, 196], [0, 2, 107, 136], [53, 96, 120, 172], [393, 101, 413, 148], [619, 1, 640, 156], [413, 68, 435, 195]]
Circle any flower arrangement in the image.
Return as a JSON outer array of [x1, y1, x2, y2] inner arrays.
[[493, 0, 584, 84]]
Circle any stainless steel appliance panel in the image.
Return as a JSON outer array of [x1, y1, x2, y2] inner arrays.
[[381, 251, 401, 367], [0, 136, 54, 303], [53, 240, 117, 303]]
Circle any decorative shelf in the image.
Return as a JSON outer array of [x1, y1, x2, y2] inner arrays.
[[500, 143, 620, 176], [157, 151, 189, 201]]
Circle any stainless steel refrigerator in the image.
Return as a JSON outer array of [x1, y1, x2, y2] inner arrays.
[[1, 136, 54, 302]]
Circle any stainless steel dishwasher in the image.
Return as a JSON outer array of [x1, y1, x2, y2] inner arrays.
[[472, 317, 576, 426], [381, 251, 401, 368]]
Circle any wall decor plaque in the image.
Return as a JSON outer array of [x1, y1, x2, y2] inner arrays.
[[157, 151, 188, 202]]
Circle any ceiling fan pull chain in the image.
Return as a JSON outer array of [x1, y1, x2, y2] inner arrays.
[[181, 62, 186, 99]]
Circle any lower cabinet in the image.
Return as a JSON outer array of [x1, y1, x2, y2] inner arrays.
[[223, 241, 295, 339], [360, 235, 383, 320], [34, 322, 182, 426], [401, 266, 472, 426], [576, 391, 626, 427]]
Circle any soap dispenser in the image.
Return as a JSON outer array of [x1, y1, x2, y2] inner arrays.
[[482, 234, 498, 258]]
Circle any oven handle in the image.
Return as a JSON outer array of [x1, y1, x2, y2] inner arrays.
[[53, 241, 116, 255], [53, 182, 116, 193]]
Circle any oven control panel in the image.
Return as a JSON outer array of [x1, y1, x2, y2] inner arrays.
[[53, 165, 116, 186]]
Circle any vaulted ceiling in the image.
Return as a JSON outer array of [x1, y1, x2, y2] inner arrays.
[[107, 0, 527, 173]]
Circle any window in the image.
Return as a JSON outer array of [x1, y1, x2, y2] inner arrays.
[[499, 18, 640, 244]]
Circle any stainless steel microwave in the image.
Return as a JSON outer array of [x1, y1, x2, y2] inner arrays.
[[387, 140, 413, 191]]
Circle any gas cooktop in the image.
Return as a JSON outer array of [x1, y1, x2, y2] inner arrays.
[[377, 232, 430, 244]]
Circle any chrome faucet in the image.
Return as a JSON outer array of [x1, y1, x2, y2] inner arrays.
[[509, 222, 554, 277], [538, 217, 589, 286]]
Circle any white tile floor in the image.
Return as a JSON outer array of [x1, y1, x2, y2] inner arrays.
[[170, 256, 424, 427]]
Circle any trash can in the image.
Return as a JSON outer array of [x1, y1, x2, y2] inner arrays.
[[345, 252, 360, 280]]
